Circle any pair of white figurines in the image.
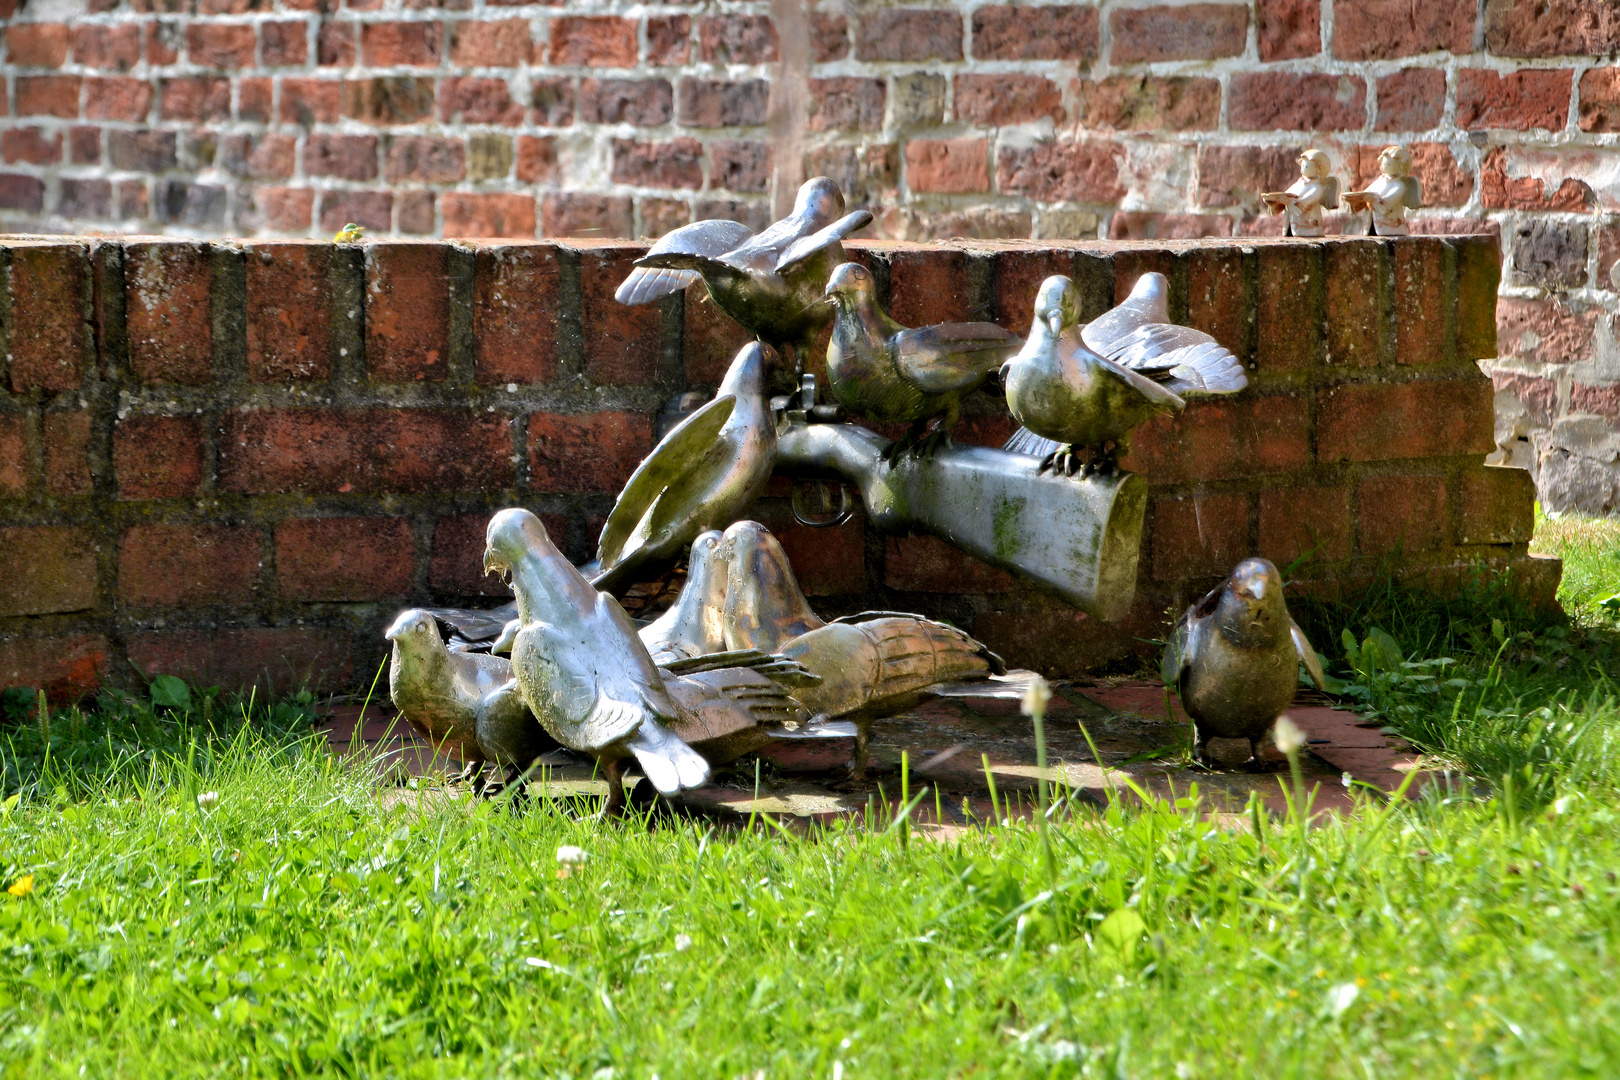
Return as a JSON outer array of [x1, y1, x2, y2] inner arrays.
[[1261, 146, 1424, 237]]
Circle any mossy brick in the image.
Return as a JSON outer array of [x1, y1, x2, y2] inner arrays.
[[684, 288, 755, 387], [218, 408, 514, 495], [1151, 491, 1252, 581], [473, 244, 559, 386], [884, 534, 1013, 593], [1325, 241, 1384, 367], [1258, 485, 1352, 566], [1393, 238, 1446, 366], [971, 598, 1163, 676], [275, 517, 415, 601], [1119, 394, 1309, 484], [114, 416, 204, 500], [1112, 248, 1177, 309], [245, 242, 333, 382], [1317, 378, 1495, 463], [753, 513, 867, 596], [883, 246, 975, 328], [8, 244, 92, 392], [365, 243, 450, 383], [126, 241, 213, 385], [0, 526, 98, 616], [1183, 246, 1248, 358], [0, 633, 109, 703], [118, 524, 261, 607], [993, 248, 1074, 331], [1454, 234, 1502, 362], [1255, 244, 1321, 372], [1458, 466, 1536, 545], [43, 412, 91, 495], [576, 245, 664, 386], [126, 629, 352, 694], [527, 411, 653, 494], [429, 512, 527, 598], [1357, 474, 1448, 554], [0, 414, 27, 494]]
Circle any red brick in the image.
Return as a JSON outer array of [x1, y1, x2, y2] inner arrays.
[[1385, 142, 1473, 207], [248, 186, 313, 233], [805, 77, 884, 132], [885, 248, 971, 329], [1458, 467, 1535, 545], [576, 245, 664, 384], [1230, 73, 1366, 130], [43, 412, 90, 496], [220, 408, 514, 495], [1256, 245, 1318, 372], [114, 416, 203, 499], [549, 16, 636, 67], [955, 74, 1064, 126], [1078, 75, 1218, 131], [992, 249, 1075, 331], [128, 629, 352, 694], [107, 129, 174, 173], [516, 135, 558, 183], [579, 78, 672, 126], [701, 143, 763, 194], [681, 78, 770, 128], [0, 414, 25, 495], [905, 138, 988, 194], [146, 19, 181, 64], [1259, 486, 1352, 566], [647, 14, 691, 64], [1455, 235, 1501, 362], [753, 515, 866, 597], [341, 76, 436, 124], [73, 24, 141, 70], [17, 76, 81, 118], [812, 11, 850, 61], [527, 411, 653, 494], [684, 290, 755, 386], [971, 5, 1097, 60], [1571, 382, 1620, 417], [430, 513, 518, 598], [1333, 0, 1472, 60], [274, 517, 414, 601], [973, 600, 1162, 677], [1318, 379, 1496, 463], [1375, 68, 1446, 131], [856, 8, 961, 61], [1151, 492, 1251, 580], [1184, 247, 1247, 355], [1195, 145, 1296, 208], [1493, 370, 1559, 426], [1578, 67, 1620, 133], [0, 526, 97, 616], [160, 76, 230, 121], [1457, 69, 1573, 131], [1391, 238, 1446, 366], [260, 20, 308, 66], [316, 20, 354, 65], [1497, 295, 1596, 366], [361, 20, 440, 66], [392, 190, 430, 235], [187, 22, 254, 66], [238, 77, 273, 122], [1486, 0, 1620, 57], [443, 193, 536, 239], [611, 137, 702, 189], [1357, 474, 1448, 554], [697, 14, 778, 63], [59, 178, 111, 220], [362, 244, 449, 382], [306, 134, 378, 181], [1111, 5, 1248, 63], [1120, 394, 1309, 484], [1107, 213, 1230, 241], [2, 127, 60, 166], [885, 534, 1013, 593], [0, 634, 110, 703], [384, 135, 464, 182], [118, 180, 148, 219], [542, 194, 632, 239], [244, 243, 332, 381], [1258, 0, 1320, 61], [281, 78, 340, 125], [118, 524, 260, 607], [67, 127, 101, 165], [530, 77, 574, 125], [450, 18, 530, 65], [219, 132, 296, 180], [9, 245, 90, 393], [1322, 241, 1383, 367], [124, 242, 213, 385], [997, 140, 1124, 203], [1481, 147, 1595, 211], [6, 23, 70, 66], [473, 244, 558, 386]]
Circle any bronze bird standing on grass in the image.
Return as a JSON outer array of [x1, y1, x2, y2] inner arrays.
[[1162, 557, 1326, 768], [617, 177, 873, 375], [823, 262, 1021, 461], [1002, 273, 1247, 476]]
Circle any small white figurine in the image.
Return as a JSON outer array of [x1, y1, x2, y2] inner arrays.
[[1343, 145, 1423, 237], [1261, 149, 1340, 238]]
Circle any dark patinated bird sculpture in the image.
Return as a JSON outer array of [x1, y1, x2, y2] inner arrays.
[[823, 262, 1021, 460], [1003, 273, 1247, 476], [639, 530, 729, 665], [617, 177, 873, 373], [1162, 557, 1326, 768]]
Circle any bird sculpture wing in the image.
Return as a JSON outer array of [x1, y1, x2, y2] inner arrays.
[[1002, 426, 1065, 460], [616, 219, 754, 305], [1290, 620, 1326, 691], [1321, 175, 1342, 210], [420, 602, 519, 648], [893, 322, 1022, 394], [775, 210, 875, 274], [1399, 175, 1423, 211], [660, 648, 822, 688], [1082, 274, 1170, 358], [1160, 611, 1193, 690], [1105, 324, 1248, 397], [595, 394, 737, 572]]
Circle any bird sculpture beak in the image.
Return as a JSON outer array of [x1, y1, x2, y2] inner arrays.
[[1238, 575, 1266, 601], [482, 549, 500, 577], [1047, 312, 1064, 337]]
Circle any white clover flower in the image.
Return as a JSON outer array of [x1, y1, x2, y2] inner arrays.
[[1273, 716, 1307, 756], [196, 791, 220, 809], [1020, 676, 1052, 719], [556, 845, 587, 865], [674, 933, 693, 952]]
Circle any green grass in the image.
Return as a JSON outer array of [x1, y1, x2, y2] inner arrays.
[[0, 509, 1617, 1078]]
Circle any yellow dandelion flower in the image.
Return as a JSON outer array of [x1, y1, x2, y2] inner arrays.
[[7, 874, 34, 897]]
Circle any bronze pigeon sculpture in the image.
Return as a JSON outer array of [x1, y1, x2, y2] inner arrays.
[[1161, 557, 1326, 768], [617, 177, 873, 374], [1002, 273, 1247, 476], [823, 262, 1020, 460]]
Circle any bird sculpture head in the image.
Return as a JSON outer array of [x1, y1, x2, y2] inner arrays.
[[718, 340, 777, 397], [1379, 145, 1413, 178], [823, 262, 876, 306], [1298, 148, 1331, 181], [794, 176, 847, 226], [1211, 557, 1287, 647], [1032, 275, 1081, 338], [385, 609, 449, 667], [482, 508, 558, 581], [720, 520, 822, 650]]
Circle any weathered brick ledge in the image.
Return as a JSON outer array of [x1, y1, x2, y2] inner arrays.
[[0, 233, 1552, 699]]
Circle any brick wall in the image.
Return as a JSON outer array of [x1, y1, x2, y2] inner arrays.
[[1, 1, 1619, 514], [0, 233, 1550, 700]]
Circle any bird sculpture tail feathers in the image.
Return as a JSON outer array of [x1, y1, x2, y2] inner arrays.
[[617, 218, 754, 305], [1001, 426, 1066, 461], [829, 611, 1008, 673], [660, 648, 822, 687], [616, 266, 701, 306], [627, 719, 711, 794], [1109, 325, 1248, 397], [775, 209, 875, 273]]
